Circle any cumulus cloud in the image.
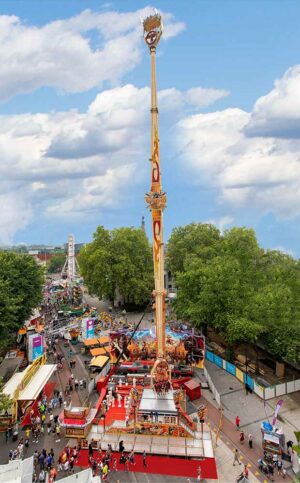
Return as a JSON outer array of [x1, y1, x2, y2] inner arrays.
[[245, 65, 300, 138], [177, 66, 300, 219], [205, 215, 234, 233], [0, 8, 185, 100], [0, 190, 32, 245], [0, 80, 225, 243]]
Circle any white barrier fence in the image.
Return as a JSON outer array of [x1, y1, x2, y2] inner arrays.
[[206, 350, 300, 400], [261, 379, 300, 400], [204, 366, 221, 407]]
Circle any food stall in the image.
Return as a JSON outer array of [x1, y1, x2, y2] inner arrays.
[[261, 421, 285, 457]]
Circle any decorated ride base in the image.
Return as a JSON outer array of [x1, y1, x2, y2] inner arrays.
[[59, 406, 97, 439], [88, 381, 215, 463]]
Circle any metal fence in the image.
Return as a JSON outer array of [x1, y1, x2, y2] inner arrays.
[[205, 350, 300, 400]]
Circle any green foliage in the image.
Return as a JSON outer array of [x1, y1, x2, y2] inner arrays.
[[169, 224, 300, 363], [78, 226, 153, 306], [0, 378, 12, 413], [47, 253, 66, 273], [0, 252, 43, 353], [167, 223, 221, 275]]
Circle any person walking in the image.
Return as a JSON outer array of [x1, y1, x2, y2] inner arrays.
[[235, 416, 240, 430], [38, 469, 45, 482], [233, 448, 241, 466], [239, 430, 245, 444], [197, 465, 202, 482], [129, 450, 136, 466], [277, 459, 283, 476], [55, 425, 61, 442], [248, 433, 253, 449], [143, 450, 147, 467]]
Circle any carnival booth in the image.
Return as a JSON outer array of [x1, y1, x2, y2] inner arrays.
[[1, 356, 56, 429], [261, 421, 285, 456], [59, 406, 97, 439], [183, 378, 201, 401]]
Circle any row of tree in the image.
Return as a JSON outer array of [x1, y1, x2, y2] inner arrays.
[[0, 252, 44, 355], [78, 226, 153, 306], [168, 223, 300, 364], [78, 222, 300, 364]]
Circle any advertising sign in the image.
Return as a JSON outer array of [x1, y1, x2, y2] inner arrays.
[[86, 319, 95, 339], [28, 333, 44, 362], [81, 318, 95, 340]]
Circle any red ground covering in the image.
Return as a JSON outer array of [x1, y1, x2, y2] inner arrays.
[[21, 381, 56, 426], [98, 404, 127, 427], [75, 449, 218, 479]]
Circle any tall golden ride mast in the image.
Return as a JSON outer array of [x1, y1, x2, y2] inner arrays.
[[143, 13, 171, 395]]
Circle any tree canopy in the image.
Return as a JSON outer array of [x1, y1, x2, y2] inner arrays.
[[0, 378, 12, 413], [47, 253, 66, 273], [0, 252, 44, 354], [169, 223, 300, 363], [78, 226, 153, 306]]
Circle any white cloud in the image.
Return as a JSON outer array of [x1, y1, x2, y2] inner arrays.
[[205, 216, 234, 233], [186, 87, 229, 108], [0, 80, 224, 243], [176, 66, 300, 219], [0, 190, 32, 245], [245, 65, 300, 138], [0, 8, 185, 101]]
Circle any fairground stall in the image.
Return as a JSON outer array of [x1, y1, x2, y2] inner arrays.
[[1, 355, 56, 430], [59, 406, 97, 439]]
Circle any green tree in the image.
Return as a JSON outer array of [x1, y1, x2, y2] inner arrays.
[[79, 226, 153, 306], [0, 378, 12, 413], [167, 223, 221, 275], [170, 224, 300, 364], [47, 253, 66, 273], [0, 252, 43, 352]]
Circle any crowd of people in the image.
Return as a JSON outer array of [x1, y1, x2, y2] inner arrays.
[[85, 439, 147, 480]]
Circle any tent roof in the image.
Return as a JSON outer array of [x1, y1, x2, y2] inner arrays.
[[89, 355, 109, 368], [83, 339, 99, 347], [18, 365, 56, 401], [90, 347, 108, 357], [98, 336, 110, 345], [3, 373, 24, 398]]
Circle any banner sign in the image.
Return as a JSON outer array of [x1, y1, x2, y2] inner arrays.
[[81, 318, 95, 340], [272, 399, 284, 426], [28, 333, 44, 362]]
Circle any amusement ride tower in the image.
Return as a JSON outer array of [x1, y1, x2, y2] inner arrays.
[[143, 13, 171, 395]]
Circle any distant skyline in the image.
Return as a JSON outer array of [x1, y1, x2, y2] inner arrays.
[[1, 1, 300, 256]]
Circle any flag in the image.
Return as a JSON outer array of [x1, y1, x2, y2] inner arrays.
[[272, 399, 284, 426]]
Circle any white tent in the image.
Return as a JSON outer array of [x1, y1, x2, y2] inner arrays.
[[0, 456, 33, 483], [60, 468, 101, 482]]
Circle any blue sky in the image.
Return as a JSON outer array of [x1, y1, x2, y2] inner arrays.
[[1, 1, 300, 256]]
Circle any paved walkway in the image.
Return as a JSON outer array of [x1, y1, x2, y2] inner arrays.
[[193, 366, 297, 482]]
